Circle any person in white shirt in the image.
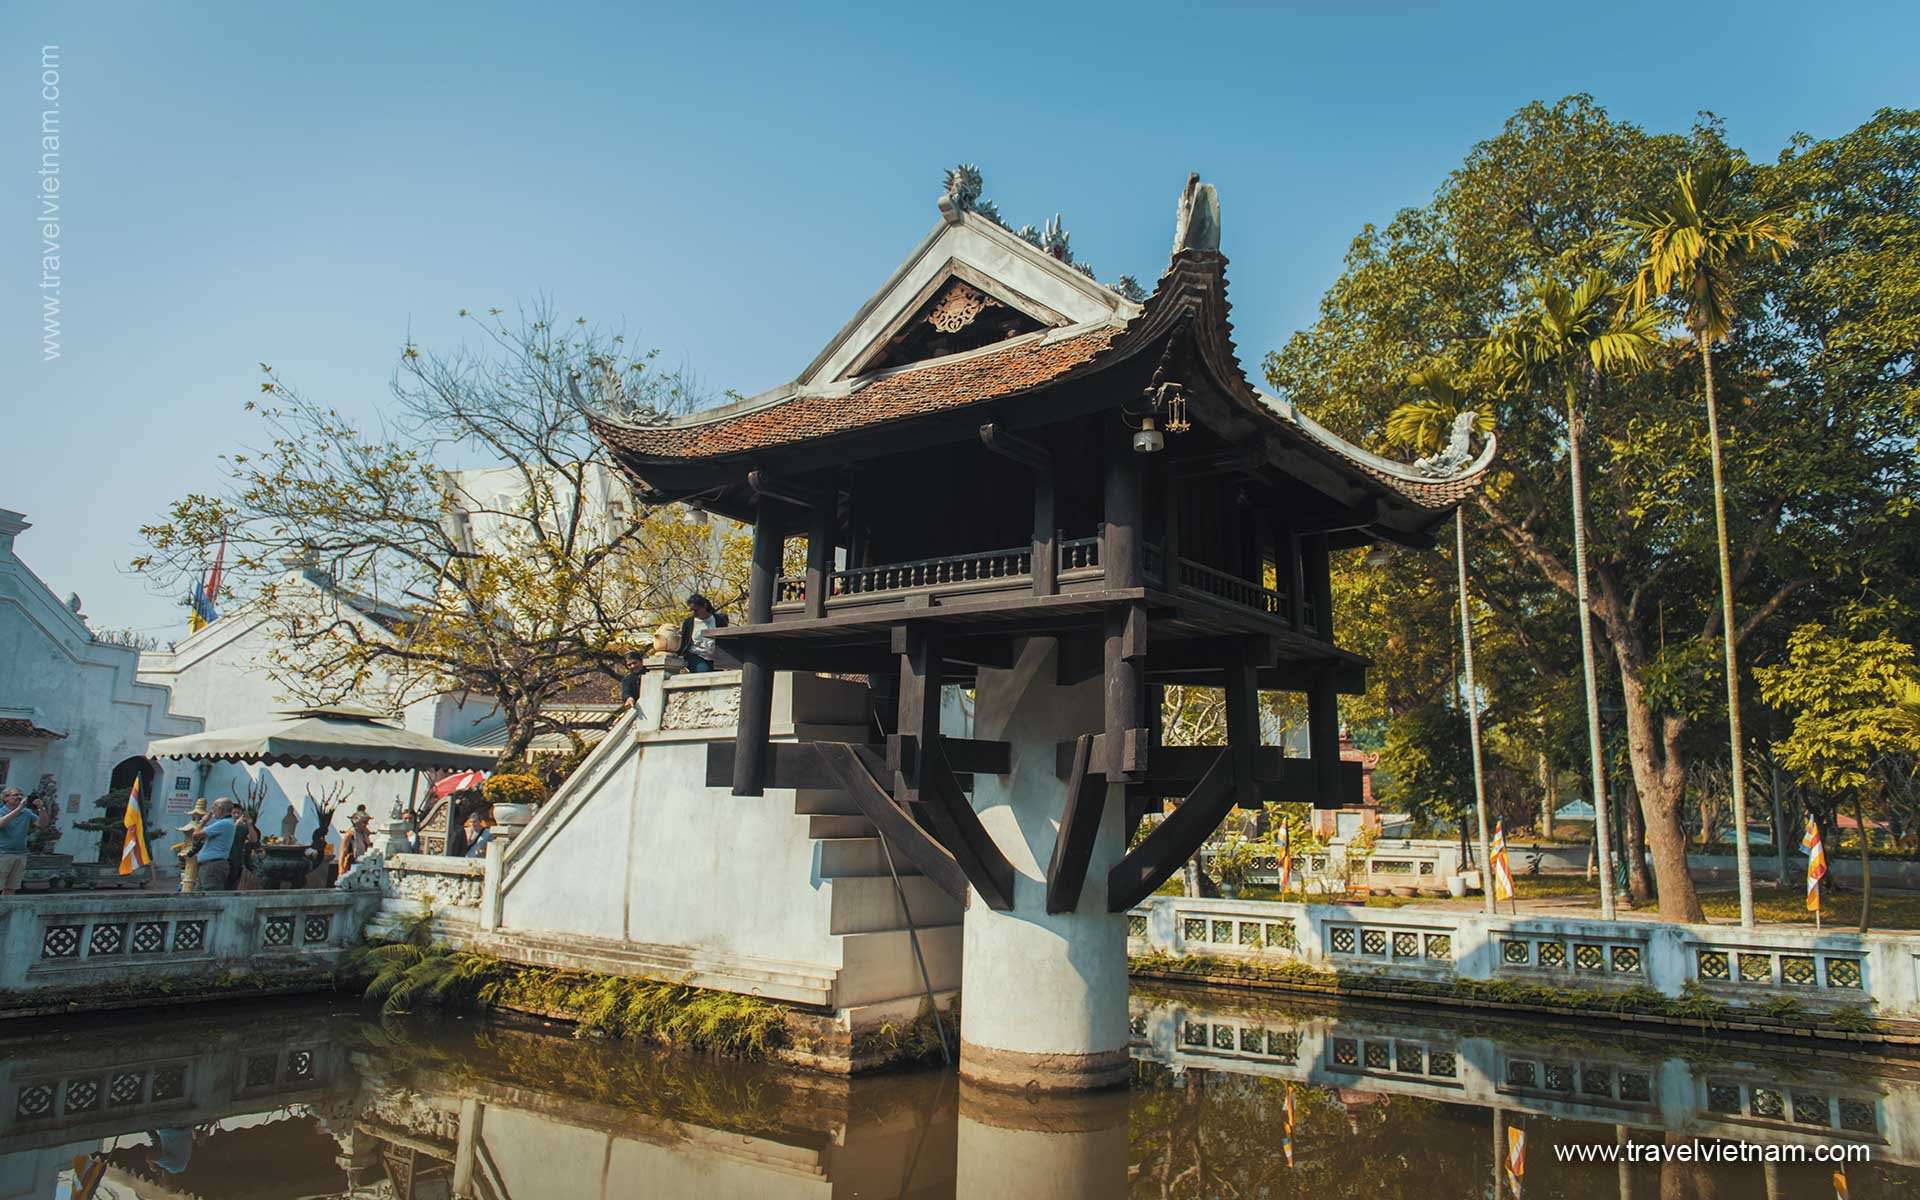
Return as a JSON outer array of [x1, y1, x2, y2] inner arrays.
[[678, 594, 728, 673]]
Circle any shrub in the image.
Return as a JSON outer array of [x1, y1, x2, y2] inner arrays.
[[483, 773, 547, 808]]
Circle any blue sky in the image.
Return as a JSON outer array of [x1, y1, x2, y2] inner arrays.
[[6, 2, 1914, 636]]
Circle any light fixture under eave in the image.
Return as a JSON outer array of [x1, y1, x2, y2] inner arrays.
[[1364, 545, 1392, 568], [1132, 416, 1165, 454]]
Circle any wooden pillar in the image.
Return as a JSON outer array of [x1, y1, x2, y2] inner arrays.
[[1104, 603, 1147, 780], [1308, 667, 1341, 808], [1102, 421, 1143, 589], [1033, 469, 1058, 597], [1304, 532, 1332, 640], [1288, 527, 1307, 632], [732, 506, 785, 796], [1162, 475, 1182, 589], [804, 503, 834, 620], [893, 626, 942, 805], [1224, 652, 1259, 808]]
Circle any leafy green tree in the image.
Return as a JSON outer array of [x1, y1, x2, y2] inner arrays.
[[1757, 624, 1920, 930], [1617, 155, 1797, 928], [1482, 273, 1661, 918], [1266, 98, 1920, 924], [135, 308, 747, 763]]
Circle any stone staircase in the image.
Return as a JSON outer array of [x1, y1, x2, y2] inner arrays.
[[800, 757, 965, 1013]]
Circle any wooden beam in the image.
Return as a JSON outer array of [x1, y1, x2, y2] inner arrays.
[[978, 422, 1052, 471], [1107, 748, 1234, 911], [1293, 499, 1382, 535], [1057, 740, 1364, 808], [1057, 633, 1104, 687], [745, 469, 830, 511], [1224, 652, 1259, 808], [733, 505, 786, 796], [890, 735, 1010, 778], [1033, 467, 1057, 598], [804, 504, 834, 620], [912, 735, 1016, 910], [1045, 734, 1107, 913], [1308, 668, 1342, 809], [814, 742, 971, 905], [1304, 532, 1333, 641], [1103, 419, 1144, 588], [894, 627, 942, 809], [1104, 604, 1147, 780]]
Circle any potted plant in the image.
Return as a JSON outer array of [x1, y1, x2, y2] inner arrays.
[[482, 772, 547, 830]]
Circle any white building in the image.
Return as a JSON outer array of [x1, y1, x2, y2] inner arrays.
[[0, 510, 201, 869], [136, 562, 496, 844]]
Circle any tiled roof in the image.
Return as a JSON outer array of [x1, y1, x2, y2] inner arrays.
[[592, 328, 1121, 462], [0, 718, 64, 740]]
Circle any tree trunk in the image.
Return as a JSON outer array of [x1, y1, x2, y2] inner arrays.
[[1700, 334, 1756, 928], [1539, 754, 1556, 840], [1616, 664, 1705, 920], [1625, 781, 1653, 904], [1857, 793, 1873, 934]]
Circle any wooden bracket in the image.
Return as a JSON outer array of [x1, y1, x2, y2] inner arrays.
[[978, 422, 1053, 470], [1044, 734, 1108, 913], [1106, 748, 1237, 912], [814, 742, 972, 905], [910, 735, 1016, 910]]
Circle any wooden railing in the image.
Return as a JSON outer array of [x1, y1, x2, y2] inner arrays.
[[835, 545, 1034, 596], [1177, 557, 1289, 618], [1059, 536, 1101, 573]]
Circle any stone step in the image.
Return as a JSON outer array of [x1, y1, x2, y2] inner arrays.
[[808, 813, 876, 840], [827, 874, 964, 934], [835, 925, 962, 1008], [485, 929, 836, 1005], [816, 836, 922, 879]]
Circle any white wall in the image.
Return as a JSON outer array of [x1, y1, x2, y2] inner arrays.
[[136, 570, 497, 840], [0, 511, 200, 863]]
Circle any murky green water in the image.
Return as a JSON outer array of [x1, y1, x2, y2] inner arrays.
[[4, 987, 1915, 1197]]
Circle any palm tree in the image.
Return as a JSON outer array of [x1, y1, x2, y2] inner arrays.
[[1616, 156, 1795, 930], [1483, 275, 1661, 921], [1387, 368, 1496, 914]]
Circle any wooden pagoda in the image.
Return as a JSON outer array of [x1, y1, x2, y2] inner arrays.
[[594, 174, 1492, 919]]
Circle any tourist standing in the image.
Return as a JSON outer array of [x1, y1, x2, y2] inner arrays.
[[0, 787, 48, 896], [193, 800, 239, 892], [679, 594, 727, 673]]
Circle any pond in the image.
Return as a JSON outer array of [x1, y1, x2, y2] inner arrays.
[[3, 986, 1915, 1198]]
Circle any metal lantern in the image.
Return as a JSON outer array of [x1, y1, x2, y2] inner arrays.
[[1161, 383, 1191, 434]]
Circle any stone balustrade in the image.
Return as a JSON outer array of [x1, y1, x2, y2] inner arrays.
[[0, 888, 378, 998], [1130, 895, 1920, 1020]]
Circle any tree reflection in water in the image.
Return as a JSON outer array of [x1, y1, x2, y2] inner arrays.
[[2, 992, 1915, 1199]]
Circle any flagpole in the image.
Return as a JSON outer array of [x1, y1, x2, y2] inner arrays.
[[1456, 510, 1495, 918]]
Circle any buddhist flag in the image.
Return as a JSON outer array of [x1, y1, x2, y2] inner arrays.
[[1276, 821, 1292, 894], [1282, 1084, 1296, 1167], [70, 1154, 108, 1200], [1505, 1123, 1526, 1198], [1833, 1167, 1849, 1200], [118, 777, 151, 875], [1490, 819, 1515, 902], [186, 533, 226, 633], [1803, 817, 1828, 914]]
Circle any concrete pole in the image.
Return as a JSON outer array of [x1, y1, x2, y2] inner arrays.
[[1457, 511, 1494, 916], [959, 637, 1129, 1092]]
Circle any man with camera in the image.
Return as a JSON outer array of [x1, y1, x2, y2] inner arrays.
[[0, 786, 52, 896]]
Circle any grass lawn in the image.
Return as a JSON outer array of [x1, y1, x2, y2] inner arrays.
[[1697, 887, 1920, 931]]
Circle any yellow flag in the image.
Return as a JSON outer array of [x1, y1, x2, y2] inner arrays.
[[118, 777, 151, 875]]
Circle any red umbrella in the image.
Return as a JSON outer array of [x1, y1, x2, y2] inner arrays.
[[430, 769, 487, 798]]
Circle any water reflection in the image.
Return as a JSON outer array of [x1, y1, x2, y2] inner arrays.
[[2, 989, 1916, 1198]]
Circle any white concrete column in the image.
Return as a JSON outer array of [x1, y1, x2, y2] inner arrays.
[[959, 637, 1129, 1091]]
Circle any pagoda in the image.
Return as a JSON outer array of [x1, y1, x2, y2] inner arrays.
[[595, 171, 1492, 1089]]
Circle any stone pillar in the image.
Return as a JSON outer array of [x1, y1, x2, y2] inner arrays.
[[960, 637, 1129, 1092], [954, 1081, 1129, 1198]]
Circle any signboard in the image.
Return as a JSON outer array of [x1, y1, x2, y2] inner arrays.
[[165, 773, 196, 815]]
